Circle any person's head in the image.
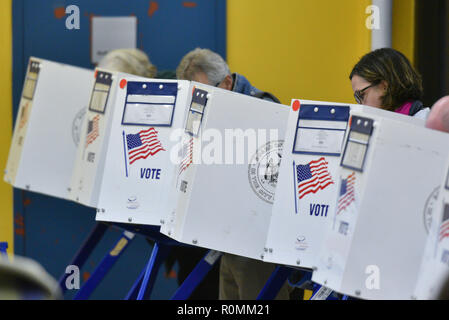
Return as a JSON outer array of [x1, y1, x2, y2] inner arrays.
[[426, 96, 449, 133], [349, 48, 423, 111], [98, 48, 157, 78], [176, 48, 233, 90]]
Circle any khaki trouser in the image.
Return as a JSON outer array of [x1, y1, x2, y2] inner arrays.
[[219, 253, 290, 300]]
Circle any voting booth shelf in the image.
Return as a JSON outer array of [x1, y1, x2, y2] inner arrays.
[[160, 82, 290, 261], [311, 107, 449, 300], [263, 100, 426, 270], [69, 69, 147, 208], [4, 57, 94, 200], [93, 78, 191, 226], [414, 155, 449, 300]]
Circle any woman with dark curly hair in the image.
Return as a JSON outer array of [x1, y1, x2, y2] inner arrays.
[[350, 48, 429, 119]]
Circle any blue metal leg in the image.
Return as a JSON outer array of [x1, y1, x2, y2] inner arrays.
[[135, 242, 171, 300], [171, 250, 222, 300], [58, 222, 108, 293], [257, 266, 293, 300], [125, 265, 146, 300], [0, 242, 8, 259], [288, 269, 312, 288], [310, 283, 339, 300], [74, 230, 135, 300]]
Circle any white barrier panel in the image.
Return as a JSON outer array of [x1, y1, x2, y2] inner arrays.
[[414, 156, 449, 299], [264, 100, 426, 270], [4, 58, 94, 200], [312, 108, 449, 300], [95, 79, 191, 226], [263, 100, 350, 269], [160, 83, 289, 260], [69, 69, 144, 208]]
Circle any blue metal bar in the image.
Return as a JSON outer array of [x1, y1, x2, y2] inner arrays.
[[310, 283, 340, 300], [257, 266, 293, 300], [58, 222, 108, 293], [287, 269, 312, 288], [74, 230, 134, 300], [171, 250, 222, 300], [0, 242, 8, 259], [136, 243, 171, 300], [125, 265, 146, 300]]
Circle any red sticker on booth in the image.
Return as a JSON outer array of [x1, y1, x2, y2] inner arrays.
[[292, 100, 300, 112], [120, 79, 127, 89]]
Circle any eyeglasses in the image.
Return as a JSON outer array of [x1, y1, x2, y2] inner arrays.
[[354, 82, 378, 104]]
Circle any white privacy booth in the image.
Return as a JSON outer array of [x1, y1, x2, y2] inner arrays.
[[69, 69, 145, 208], [160, 84, 289, 261], [263, 100, 350, 269], [264, 100, 426, 271], [311, 107, 449, 300], [414, 156, 449, 300], [94, 78, 192, 226], [4, 57, 94, 199]]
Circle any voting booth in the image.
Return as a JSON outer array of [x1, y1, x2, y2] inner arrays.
[[263, 100, 350, 269], [69, 69, 146, 208], [414, 156, 449, 299], [4, 58, 94, 199], [160, 84, 289, 260], [94, 78, 191, 226], [263, 100, 426, 271], [311, 107, 449, 300]]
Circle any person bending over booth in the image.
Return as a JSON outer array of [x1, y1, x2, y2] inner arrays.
[[173, 48, 290, 300], [350, 48, 429, 120]]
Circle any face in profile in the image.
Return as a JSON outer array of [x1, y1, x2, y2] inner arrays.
[[351, 75, 387, 109], [191, 71, 233, 91]]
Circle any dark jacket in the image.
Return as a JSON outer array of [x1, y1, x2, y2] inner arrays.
[[231, 73, 280, 103]]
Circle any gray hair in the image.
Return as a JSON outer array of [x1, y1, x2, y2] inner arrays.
[[176, 48, 230, 85], [98, 48, 157, 78]]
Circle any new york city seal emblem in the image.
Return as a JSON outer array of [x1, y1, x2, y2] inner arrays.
[[248, 140, 284, 204]]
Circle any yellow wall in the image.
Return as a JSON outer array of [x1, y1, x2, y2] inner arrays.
[[227, 0, 371, 105], [392, 0, 415, 65], [0, 0, 13, 255], [227, 0, 416, 105]]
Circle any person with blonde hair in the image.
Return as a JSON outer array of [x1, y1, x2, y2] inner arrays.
[[98, 48, 157, 78]]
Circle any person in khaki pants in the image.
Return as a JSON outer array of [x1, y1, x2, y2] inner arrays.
[[176, 48, 290, 300], [219, 254, 289, 300]]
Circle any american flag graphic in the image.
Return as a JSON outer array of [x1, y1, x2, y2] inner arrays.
[[439, 204, 449, 242], [85, 115, 100, 147], [126, 128, 165, 165], [179, 138, 194, 175], [296, 157, 334, 199], [337, 172, 356, 215]]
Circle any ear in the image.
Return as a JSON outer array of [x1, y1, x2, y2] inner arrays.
[[381, 80, 388, 91], [219, 74, 233, 91]]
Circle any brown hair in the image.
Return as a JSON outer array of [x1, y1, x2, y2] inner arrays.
[[349, 48, 423, 111]]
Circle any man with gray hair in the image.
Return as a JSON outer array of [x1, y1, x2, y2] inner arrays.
[[177, 48, 280, 103], [426, 96, 449, 133], [175, 48, 289, 300]]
